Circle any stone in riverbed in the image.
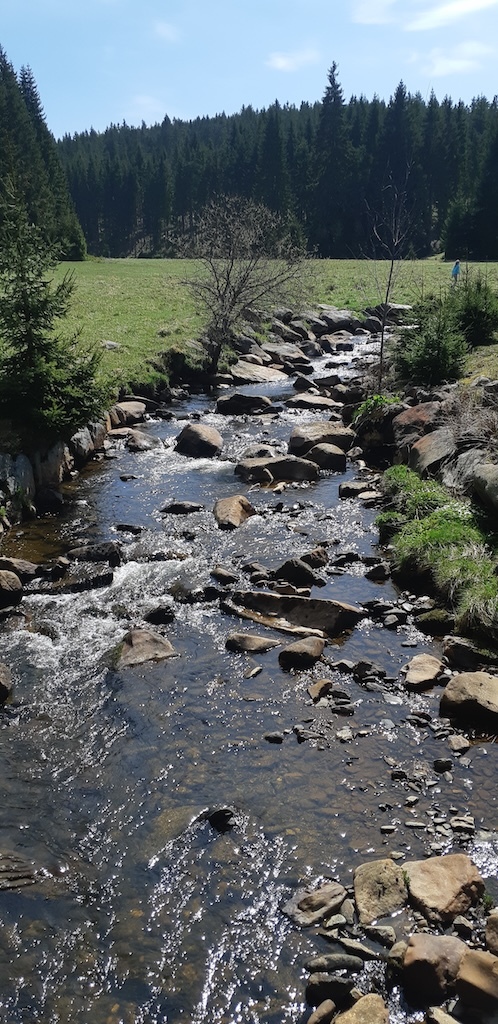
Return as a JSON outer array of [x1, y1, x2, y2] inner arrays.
[[216, 392, 274, 415], [402, 933, 467, 1006], [305, 443, 347, 472], [227, 590, 365, 638], [0, 663, 13, 703], [402, 653, 445, 690], [353, 858, 408, 925], [332, 994, 389, 1024], [226, 633, 280, 653], [288, 421, 356, 457], [440, 671, 498, 726], [175, 422, 223, 458], [282, 880, 347, 926], [0, 557, 37, 583], [234, 454, 318, 483], [115, 628, 176, 668], [278, 636, 325, 670], [273, 557, 325, 588], [213, 495, 257, 529], [0, 570, 23, 609], [403, 853, 484, 925], [456, 948, 498, 1009], [306, 1000, 336, 1024]]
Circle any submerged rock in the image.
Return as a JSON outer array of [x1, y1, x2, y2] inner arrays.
[[213, 495, 257, 529]]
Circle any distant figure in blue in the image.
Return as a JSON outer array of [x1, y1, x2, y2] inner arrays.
[[451, 259, 460, 286]]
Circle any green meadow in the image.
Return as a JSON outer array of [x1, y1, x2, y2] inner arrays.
[[58, 256, 498, 395]]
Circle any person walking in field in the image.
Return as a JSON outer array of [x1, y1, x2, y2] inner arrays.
[[451, 259, 460, 285]]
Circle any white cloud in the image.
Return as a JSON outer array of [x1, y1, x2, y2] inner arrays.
[[127, 94, 165, 125], [266, 47, 320, 72], [417, 40, 493, 76], [406, 0, 498, 31], [154, 21, 180, 42], [352, 0, 397, 24]]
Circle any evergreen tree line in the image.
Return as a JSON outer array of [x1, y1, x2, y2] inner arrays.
[[57, 64, 498, 261], [0, 47, 86, 260]]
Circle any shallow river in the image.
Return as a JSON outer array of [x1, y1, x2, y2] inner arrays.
[[1, 353, 497, 1024]]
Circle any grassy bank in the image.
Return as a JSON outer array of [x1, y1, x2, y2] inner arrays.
[[57, 256, 498, 396], [378, 466, 498, 642]]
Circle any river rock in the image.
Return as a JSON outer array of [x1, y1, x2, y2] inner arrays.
[[402, 653, 445, 690], [0, 557, 37, 582], [213, 495, 257, 529], [305, 974, 354, 1009], [67, 541, 123, 566], [273, 558, 325, 588], [235, 454, 319, 483], [468, 461, 498, 516], [282, 880, 347, 926], [227, 591, 365, 637], [0, 570, 23, 609], [354, 858, 408, 925], [0, 663, 13, 702], [126, 429, 162, 452], [403, 933, 466, 1006], [285, 393, 342, 412], [485, 908, 498, 954], [305, 954, 364, 973], [160, 500, 205, 514], [441, 636, 484, 671], [230, 360, 288, 384], [305, 444, 347, 472], [425, 1010, 461, 1024], [306, 1000, 336, 1024], [115, 629, 176, 668], [225, 633, 280, 653], [109, 400, 147, 426], [456, 948, 498, 1009], [216, 393, 274, 415], [0, 851, 38, 890], [403, 853, 484, 925], [175, 423, 223, 458], [392, 402, 442, 448], [288, 422, 356, 457], [278, 636, 325, 670], [332, 994, 388, 1024], [440, 671, 498, 726], [409, 428, 456, 478]]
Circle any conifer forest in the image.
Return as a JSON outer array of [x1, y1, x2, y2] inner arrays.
[[2, 45, 498, 262]]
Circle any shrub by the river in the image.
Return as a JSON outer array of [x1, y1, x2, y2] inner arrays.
[[453, 271, 498, 349], [394, 303, 468, 386], [378, 466, 498, 641]]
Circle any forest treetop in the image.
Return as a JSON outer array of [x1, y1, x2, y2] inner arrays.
[[2, 46, 497, 262]]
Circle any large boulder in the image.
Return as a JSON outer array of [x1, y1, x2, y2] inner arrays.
[[175, 422, 223, 458], [468, 462, 498, 515], [456, 948, 498, 1009], [230, 361, 288, 384], [109, 400, 147, 427], [404, 854, 484, 925], [234, 455, 319, 484], [392, 402, 442, 449], [409, 428, 456, 477], [216, 393, 274, 416], [354, 858, 408, 925], [402, 933, 467, 1006], [306, 444, 347, 472], [333, 994, 388, 1023], [0, 663, 13, 703], [0, 557, 38, 582], [288, 422, 356, 457], [0, 570, 23, 609], [440, 671, 498, 726], [226, 591, 365, 638]]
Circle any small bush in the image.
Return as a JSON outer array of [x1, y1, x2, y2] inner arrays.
[[453, 272, 498, 348], [394, 304, 467, 386]]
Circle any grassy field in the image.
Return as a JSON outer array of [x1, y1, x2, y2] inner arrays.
[[57, 256, 498, 395]]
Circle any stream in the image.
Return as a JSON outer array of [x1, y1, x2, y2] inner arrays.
[[1, 346, 497, 1024]]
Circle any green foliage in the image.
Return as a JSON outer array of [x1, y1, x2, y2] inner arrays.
[[394, 302, 468, 386], [354, 393, 400, 423], [379, 466, 498, 641], [452, 271, 498, 348], [0, 183, 105, 443]]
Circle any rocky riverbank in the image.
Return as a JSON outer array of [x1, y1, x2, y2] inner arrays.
[[1, 303, 498, 1022]]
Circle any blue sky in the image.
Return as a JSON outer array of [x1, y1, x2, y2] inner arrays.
[[2, 0, 498, 139]]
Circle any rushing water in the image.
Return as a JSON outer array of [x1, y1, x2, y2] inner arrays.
[[1, 351, 498, 1023]]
